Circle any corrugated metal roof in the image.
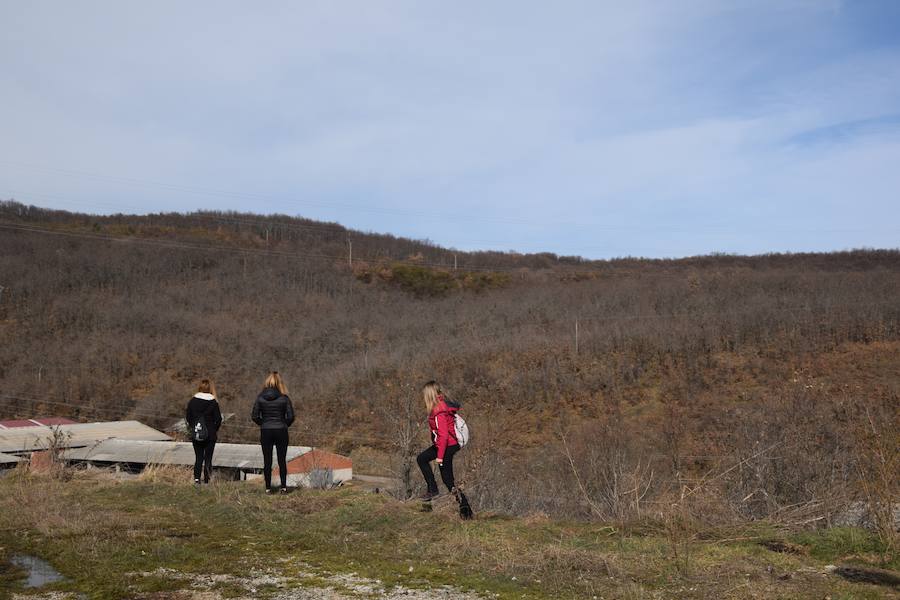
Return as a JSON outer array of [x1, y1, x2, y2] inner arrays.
[[33, 417, 79, 426], [0, 452, 24, 464], [0, 417, 78, 429], [62, 439, 313, 470], [0, 421, 170, 453], [0, 419, 43, 429]]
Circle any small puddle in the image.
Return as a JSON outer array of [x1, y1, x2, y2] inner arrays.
[[10, 554, 66, 588]]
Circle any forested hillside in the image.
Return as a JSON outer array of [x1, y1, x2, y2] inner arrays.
[[1, 200, 898, 526]]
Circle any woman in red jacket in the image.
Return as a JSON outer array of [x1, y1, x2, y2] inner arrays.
[[416, 380, 460, 500]]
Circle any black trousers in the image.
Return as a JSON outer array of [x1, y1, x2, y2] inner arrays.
[[192, 440, 216, 482], [417, 444, 459, 493], [260, 428, 289, 489]]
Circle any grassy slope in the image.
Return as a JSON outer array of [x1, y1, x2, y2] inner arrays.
[[0, 470, 896, 599]]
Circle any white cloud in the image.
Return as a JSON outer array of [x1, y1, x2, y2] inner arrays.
[[1, 0, 897, 257]]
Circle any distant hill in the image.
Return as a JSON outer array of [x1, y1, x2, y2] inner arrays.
[[1, 200, 898, 521]]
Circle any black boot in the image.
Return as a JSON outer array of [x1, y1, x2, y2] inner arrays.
[[453, 487, 474, 519]]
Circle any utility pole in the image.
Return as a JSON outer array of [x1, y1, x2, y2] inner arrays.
[[348, 237, 353, 267], [575, 318, 579, 355], [453, 254, 457, 270]]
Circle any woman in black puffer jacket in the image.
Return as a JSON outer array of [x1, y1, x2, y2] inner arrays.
[[251, 371, 295, 493]]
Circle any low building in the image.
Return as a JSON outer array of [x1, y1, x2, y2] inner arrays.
[[62, 439, 352, 487], [275, 448, 353, 488], [0, 417, 78, 429], [0, 420, 171, 455], [0, 452, 25, 469]]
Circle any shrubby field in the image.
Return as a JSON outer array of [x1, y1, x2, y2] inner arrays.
[[0, 201, 898, 537]]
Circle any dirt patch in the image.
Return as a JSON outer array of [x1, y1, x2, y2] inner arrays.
[[760, 539, 807, 555], [827, 565, 900, 589]]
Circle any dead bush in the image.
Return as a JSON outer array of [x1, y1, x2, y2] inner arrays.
[[137, 464, 194, 485]]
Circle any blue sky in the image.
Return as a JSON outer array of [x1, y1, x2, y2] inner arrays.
[[1, 1, 899, 258]]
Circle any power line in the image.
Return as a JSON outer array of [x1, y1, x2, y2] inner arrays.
[[0, 225, 896, 323], [0, 393, 406, 446], [573, 299, 899, 324], [0, 220, 600, 274], [2, 221, 894, 332], [12, 218, 897, 284], [7, 185, 900, 246], [0, 394, 821, 464], [2, 188, 625, 267], [8, 186, 900, 276], [4, 189, 526, 267], [3, 189, 354, 236], [0, 221, 345, 261]]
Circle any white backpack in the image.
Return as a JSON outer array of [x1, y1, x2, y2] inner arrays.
[[454, 413, 470, 447]]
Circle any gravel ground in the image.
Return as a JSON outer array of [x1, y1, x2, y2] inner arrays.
[[117, 565, 489, 599], [11, 562, 489, 600]]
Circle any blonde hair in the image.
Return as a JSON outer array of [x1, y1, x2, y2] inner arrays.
[[263, 371, 289, 395], [198, 378, 217, 398], [422, 380, 442, 413]]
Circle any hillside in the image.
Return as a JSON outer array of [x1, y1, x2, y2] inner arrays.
[[0, 201, 899, 527]]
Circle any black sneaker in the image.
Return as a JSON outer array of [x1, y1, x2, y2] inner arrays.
[[194, 479, 201, 486], [264, 488, 273, 494], [279, 487, 289, 494]]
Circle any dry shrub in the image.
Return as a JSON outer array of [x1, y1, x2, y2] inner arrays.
[[26, 427, 76, 481], [465, 447, 566, 516], [653, 483, 738, 530], [465, 413, 662, 523], [560, 414, 658, 522], [458, 381, 897, 539], [719, 387, 857, 522], [2, 467, 101, 537], [348, 446, 392, 478], [851, 392, 900, 562], [69, 465, 122, 483], [138, 464, 194, 484]]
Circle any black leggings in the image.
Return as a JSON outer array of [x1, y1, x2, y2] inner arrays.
[[417, 444, 459, 493], [260, 428, 289, 489], [192, 440, 215, 482]]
